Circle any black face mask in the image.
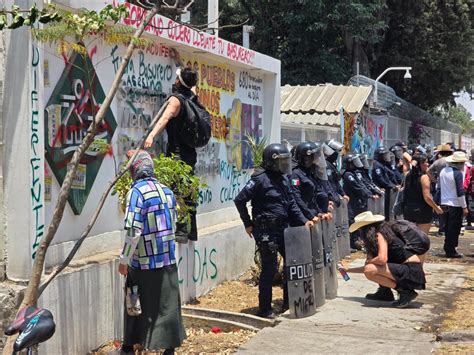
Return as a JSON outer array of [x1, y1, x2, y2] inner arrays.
[[327, 151, 338, 163]]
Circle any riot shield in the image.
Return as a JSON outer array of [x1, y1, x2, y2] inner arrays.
[[334, 205, 344, 261], [310, 223, 325, 307], [284, 226, 317, 318], [340, 199, 351, 257], [321, 220, 338, 299], [376, 194, 384, 215], [367, 198, 376, 214], [389, 189, 397, 221]]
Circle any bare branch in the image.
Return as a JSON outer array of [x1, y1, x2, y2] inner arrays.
[[38, 100, 169, 295]]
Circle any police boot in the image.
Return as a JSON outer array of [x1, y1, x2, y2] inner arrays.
[[365, 285, 394, 301]]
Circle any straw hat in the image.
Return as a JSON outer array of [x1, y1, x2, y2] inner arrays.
[[349, 211, 385, 233], [435, 144, 454, 153], [446, 151, 468, 163]]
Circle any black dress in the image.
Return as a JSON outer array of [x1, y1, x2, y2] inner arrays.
[[403, 173, 433, 224]]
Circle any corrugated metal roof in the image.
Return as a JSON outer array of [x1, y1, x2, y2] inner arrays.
[[281, 84, 372, 114], [281, 112, 340, 127]]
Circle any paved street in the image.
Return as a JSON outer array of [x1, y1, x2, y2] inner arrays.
[[239, 261, 468, 354]]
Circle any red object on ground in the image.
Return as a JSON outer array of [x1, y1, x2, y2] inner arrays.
[[211, 327, 221, 334]]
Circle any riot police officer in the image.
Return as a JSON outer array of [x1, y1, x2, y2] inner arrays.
[[359, 154, 384, 197], [323, 139, 350, 207], [291, 142, 328, 222], [234, 143, 314, 318], [388, 146, 404, 185], [342, 153, 376, 249], [373, 146, 398, 220]]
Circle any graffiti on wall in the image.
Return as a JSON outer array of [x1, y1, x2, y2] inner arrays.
[[31, 44, 44, 259], [44, 52, 117, 214], [343, 111, 385, 157], [178, 245, 218, 285], [117, 0, 256, 65]]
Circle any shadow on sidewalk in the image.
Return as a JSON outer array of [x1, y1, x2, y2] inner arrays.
[[338, 295, 424, 309]]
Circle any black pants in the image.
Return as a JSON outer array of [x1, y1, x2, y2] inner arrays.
[[443, 206, 463, 254], [466, 194, 472, 225], [254, 227, 288, 313]]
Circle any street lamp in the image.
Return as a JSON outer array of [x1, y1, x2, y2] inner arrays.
[[373, 66, 412, 106]]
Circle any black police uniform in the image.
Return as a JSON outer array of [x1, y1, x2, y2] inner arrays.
[[234, 168, 308, 314], [359, 168, 384, 196], [343, 168, 373, 248], [326, 160, 345, 207], [385, 162, 403, 185], [372, 160, 396, 220], [290, 165, 325, 219]]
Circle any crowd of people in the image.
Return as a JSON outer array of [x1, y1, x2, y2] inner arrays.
[[114, 51, 471, 352]]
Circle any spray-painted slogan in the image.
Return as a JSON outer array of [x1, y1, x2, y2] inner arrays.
[[44, 52, 117, 214]]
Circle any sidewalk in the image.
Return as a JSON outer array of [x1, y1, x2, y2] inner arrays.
[[238, 261, 468, 354]]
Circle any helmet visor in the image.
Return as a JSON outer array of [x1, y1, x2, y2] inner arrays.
[[273, 152, 291, 175], [322, 144, 336, 158], [360, 155, 369, 169], [392, 149, 403, 160], [313, 149, 328, 180], [353, 155, 363, 169], [328, 139, 344, 152], [383, 151, 392, 163]]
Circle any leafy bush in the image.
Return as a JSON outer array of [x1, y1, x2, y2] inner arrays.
[[114, 154, 206, 225]]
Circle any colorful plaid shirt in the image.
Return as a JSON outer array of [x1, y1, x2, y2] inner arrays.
[[123, 177, 177, 269]]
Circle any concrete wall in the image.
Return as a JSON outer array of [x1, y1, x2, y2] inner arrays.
[[3, 0, 280, 281]]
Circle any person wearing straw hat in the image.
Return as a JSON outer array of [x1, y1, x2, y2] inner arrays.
[[438, 151, 469, 258], [428, 144, 454, 237], [342, 211, 427, 308]]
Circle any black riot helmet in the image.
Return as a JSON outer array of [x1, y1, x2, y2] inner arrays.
[[342, 153, 363, 172], [262, 143, 291, 174], [390, 145, 403, 160], [360, 153, 370, 169], [295, 141, 320, 168], [374, 146, 391, 163]]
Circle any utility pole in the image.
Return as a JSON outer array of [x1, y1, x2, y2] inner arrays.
[[207, 0, 219, 37]]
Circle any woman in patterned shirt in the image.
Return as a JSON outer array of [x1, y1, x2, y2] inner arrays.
[[118, 150, 186, 354]]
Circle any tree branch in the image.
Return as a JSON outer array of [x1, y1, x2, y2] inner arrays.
[[38, 100, 169, 295], [3, 5, 161, 355]]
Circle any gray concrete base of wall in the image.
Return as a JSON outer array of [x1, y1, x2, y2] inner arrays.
[[0, 221, 253, 354]]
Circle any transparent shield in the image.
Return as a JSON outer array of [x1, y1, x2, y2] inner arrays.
[[322, 144, 335, 158], [360, 155, 369, 169], [328, 139, 343, 152]]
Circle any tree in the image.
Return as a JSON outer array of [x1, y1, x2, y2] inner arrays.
[[2, 2, 196, 353], [205, 0, 473, 109], [373, 0, 473, 110]]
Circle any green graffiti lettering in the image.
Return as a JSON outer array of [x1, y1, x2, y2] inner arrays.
[[209, 248, 218, 279], [192, 248, 201, 283], [200, 247, 208, 284], [177, 256, 184, 284]]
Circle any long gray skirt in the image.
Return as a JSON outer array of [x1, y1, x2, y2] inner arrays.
[[124, 264, 186, 350]]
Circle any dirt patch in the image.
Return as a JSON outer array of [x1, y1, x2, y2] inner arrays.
[[439, 267, 474, 332], [435, 343, 474, 354], [178, 328, 255, 354]]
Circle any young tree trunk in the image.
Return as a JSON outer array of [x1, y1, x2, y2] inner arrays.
[[3, 6, 159, 355]]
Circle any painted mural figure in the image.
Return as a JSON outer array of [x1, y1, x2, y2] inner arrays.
[[234, 143, 314, 319], [144, 49, 200, 243], [118, 150, 186, 354]]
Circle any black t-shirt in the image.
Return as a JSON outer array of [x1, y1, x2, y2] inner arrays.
[[387, 234, 413, 264]]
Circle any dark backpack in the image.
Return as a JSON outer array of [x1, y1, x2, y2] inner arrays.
[[173, 93, 211, 148], [389, 220, 430, 255]]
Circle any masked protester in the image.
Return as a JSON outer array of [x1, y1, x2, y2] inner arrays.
[[234, 144, 314, 318], [119, 150, 186, 355], [290, 142, 329, 223], [342, 153, 377, 249]]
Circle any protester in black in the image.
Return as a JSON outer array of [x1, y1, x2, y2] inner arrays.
[[144, 50, 199, 242], [343, 212, 426, 308]]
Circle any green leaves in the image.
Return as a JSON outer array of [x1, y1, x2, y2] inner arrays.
[[0, 4, 62, 30]]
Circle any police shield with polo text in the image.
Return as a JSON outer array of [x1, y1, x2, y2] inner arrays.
[[310, 223, 326, 307], [284, 226, 317, 318]]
